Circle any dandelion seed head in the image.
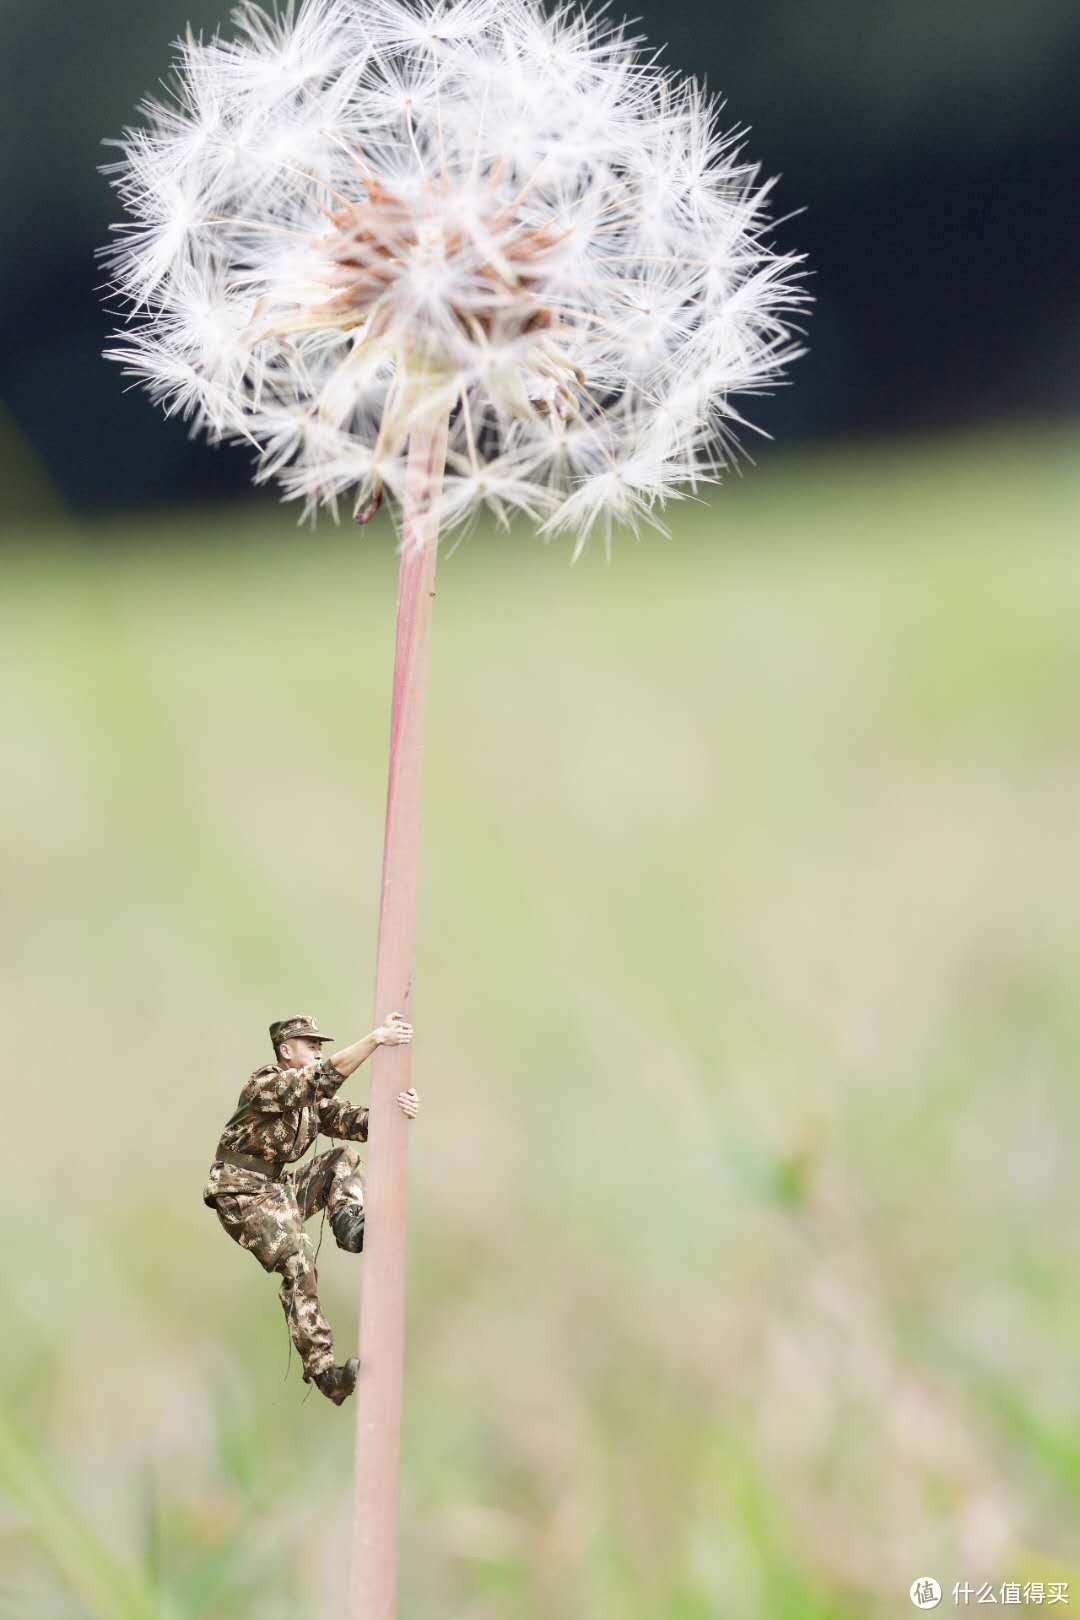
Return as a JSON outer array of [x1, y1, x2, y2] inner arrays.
[[101, 0, 807, 549]]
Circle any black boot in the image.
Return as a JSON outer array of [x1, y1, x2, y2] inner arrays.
[[331, 1201, 365, 1253], [313, 1357, 359, 1406]]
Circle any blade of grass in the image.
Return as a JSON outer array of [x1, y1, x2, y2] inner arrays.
[[0, 1405, 167, 1620]]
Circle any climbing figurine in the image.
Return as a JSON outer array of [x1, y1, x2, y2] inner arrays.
[[202, 1012, 419, 1405]]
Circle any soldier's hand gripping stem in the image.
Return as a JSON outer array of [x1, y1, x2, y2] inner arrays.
[[327, 1011, 413, 1077], [374, 1012, 413, 1047]]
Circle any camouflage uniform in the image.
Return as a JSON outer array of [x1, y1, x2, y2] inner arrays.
[[202, 1015, 369, 1385]]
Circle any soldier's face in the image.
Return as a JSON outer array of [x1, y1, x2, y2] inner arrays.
[[280, 1036, 324, 1068]]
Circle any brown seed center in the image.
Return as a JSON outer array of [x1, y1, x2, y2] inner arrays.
[[315, 174, 564, 344]]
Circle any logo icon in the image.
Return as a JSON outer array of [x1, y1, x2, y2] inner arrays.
[[910, 1578, 942, 1609]]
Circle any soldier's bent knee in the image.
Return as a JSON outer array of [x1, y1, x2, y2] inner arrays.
[[280, 1235, 315, 1283]]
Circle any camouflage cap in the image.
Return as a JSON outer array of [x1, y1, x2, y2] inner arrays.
[[270, 1014, 335, 1048]]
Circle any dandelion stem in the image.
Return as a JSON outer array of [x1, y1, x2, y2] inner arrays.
[[349, 405, 449, 1620]]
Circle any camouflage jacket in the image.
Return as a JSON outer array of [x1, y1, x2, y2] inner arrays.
[[202, 1055, 369, 1207]]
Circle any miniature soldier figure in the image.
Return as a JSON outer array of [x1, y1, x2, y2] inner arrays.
[[202, 1012, 419, 1405]]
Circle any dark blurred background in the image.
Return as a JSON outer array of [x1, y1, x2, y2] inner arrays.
[[2, 0, 1079, 515]]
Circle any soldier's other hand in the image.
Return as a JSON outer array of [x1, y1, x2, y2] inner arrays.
[[375, 1012, 413, 1046], [397, 1087, 419, 1119]]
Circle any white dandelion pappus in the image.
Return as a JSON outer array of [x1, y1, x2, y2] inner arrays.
[[101, 0, 807, 555]]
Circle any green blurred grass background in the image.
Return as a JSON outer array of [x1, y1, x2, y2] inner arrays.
[[2, 429, 1079, 1618]]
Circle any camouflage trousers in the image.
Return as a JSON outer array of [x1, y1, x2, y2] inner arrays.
[[212, 1145, 364, 1381]]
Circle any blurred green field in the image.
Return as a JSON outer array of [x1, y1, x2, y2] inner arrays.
[[2, 429, 1080, 1619]]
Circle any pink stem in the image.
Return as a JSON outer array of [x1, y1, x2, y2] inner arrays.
[[349, 411, 449, 1620]]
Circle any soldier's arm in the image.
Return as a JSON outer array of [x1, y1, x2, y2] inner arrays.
[[317, 1087, 419, 1138], [327, 1013, 413, 1078], [244, 1056, 342, 1111], [317, 1096, 370, 1141]]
